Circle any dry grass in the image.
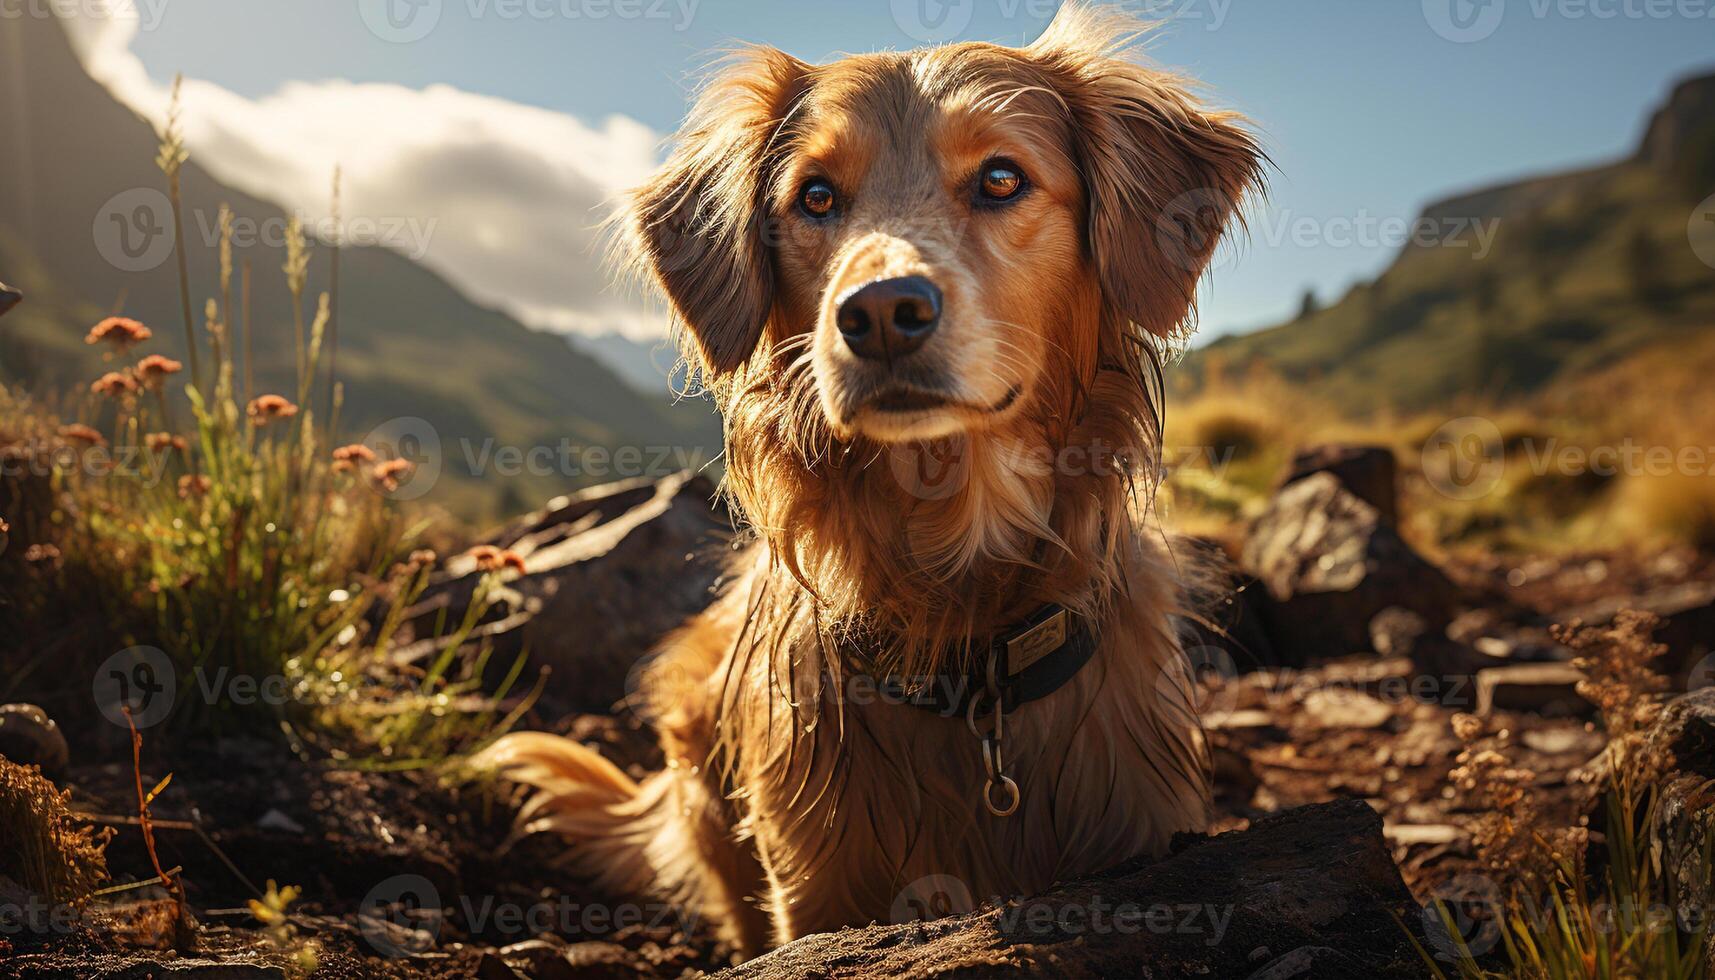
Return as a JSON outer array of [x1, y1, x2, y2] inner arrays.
[[0, 758, 110, 906], [1163, 347, 1715, 554]]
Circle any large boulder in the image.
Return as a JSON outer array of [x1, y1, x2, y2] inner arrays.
[[1242, 473, 1459, 666], [1173, 536, 1280, 670], [1278, 444, 1399, 526], [412, 472, 733, 715], [715, 800, 1429, 979]]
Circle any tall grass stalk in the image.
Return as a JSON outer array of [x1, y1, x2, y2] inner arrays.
[[326, 166, 342, 427], [156, 75, 199, 394]]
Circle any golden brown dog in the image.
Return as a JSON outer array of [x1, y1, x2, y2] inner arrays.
[[477, 2, 1263, 956]]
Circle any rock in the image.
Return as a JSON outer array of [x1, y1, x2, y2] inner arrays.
[[1279, 444, 1399, 526], [1639, 689, 1715, 964], [713, 800, 1428, 979], [254, 808, 304, 834], [1205, 709, 1277, 731], [1242, 473, 1459, 666], [84, 960, 286, 979], [1475, 663, 1589, 717], [1520, 726, 1601, 757], [475, 952, 529, 980], [0, 281, 20, 318], [560, 941, 651, 977], [1300, 689, 1395, 729], [1638, 73, 1715, 174], [496, 939, 584, 980], [1246, 944, 1377, 978], [1383, 824, 1461, 847], [1653, 687, 1715, 779], [1369, 608, 1506, 709], [0, 704, 69, 775], [1175, 536, 1280, 669], [414, 472, 732, 714]]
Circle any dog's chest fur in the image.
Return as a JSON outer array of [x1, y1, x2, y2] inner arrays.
[[714, 550, 1211, 941]]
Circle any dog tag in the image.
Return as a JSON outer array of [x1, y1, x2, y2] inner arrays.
[[1004, 608, 1068, 677]]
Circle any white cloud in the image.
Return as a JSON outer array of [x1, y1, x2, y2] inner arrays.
[[60, 10, 670, 340]]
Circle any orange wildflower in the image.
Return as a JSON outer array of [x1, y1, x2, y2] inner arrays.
[[145, 432, 188, 453], [332, 444, 377, 463], [370, 458, 412, 492], [59, 424, 106, 447], [84, 316, 153, 350], [134, 355, 184, 389], [466, 544, 526, 576], [246, 394, 299, 426], [90, 371, 139, 398], [178, 474, 212, 499]]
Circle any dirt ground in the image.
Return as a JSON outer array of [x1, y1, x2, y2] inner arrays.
[[3, 546, 1708, 978]]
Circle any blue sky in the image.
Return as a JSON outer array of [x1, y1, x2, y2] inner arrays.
[[113, 0, 1715, 340]]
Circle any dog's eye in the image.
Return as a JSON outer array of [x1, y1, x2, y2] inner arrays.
[[799, 180, 838, 218], [979, 162, 1025, 202]]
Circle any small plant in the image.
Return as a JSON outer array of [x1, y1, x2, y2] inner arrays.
[[5, 74, 532, 766], [0, 758, 110, 907], [1419, 612, 1713, 979], [247, 879, 320, 976]]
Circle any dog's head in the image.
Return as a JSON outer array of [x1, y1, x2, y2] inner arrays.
[[624, 3, 1262, 450]]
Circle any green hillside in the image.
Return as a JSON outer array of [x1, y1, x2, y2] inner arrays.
[[0, 13, 720, 520], [1187, 72, 1715, 412]]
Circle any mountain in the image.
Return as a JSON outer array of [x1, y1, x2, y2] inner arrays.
[[1188, 72, 1715, 412], [569, 331, 682, 395], [0, 13, 720, 520]]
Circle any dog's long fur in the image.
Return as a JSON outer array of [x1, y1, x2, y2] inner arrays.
[[477, 3, 1263, 956]]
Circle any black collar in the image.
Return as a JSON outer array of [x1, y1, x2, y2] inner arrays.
[[873, 604, 1099, 717]]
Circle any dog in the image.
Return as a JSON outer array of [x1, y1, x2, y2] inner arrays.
[[476, 2, 1263, 957]]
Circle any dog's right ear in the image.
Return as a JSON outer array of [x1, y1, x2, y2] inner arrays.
[[624, 48, 808, 376]]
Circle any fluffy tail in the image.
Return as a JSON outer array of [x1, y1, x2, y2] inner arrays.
[[473, 731, 770, 954]]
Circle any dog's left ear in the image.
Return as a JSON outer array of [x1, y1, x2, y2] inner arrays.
[[1031, 9, 1265, 341], [623, 47, 810, 376]]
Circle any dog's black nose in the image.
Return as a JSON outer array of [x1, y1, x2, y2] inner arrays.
[[836, 276, 942, 362]]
